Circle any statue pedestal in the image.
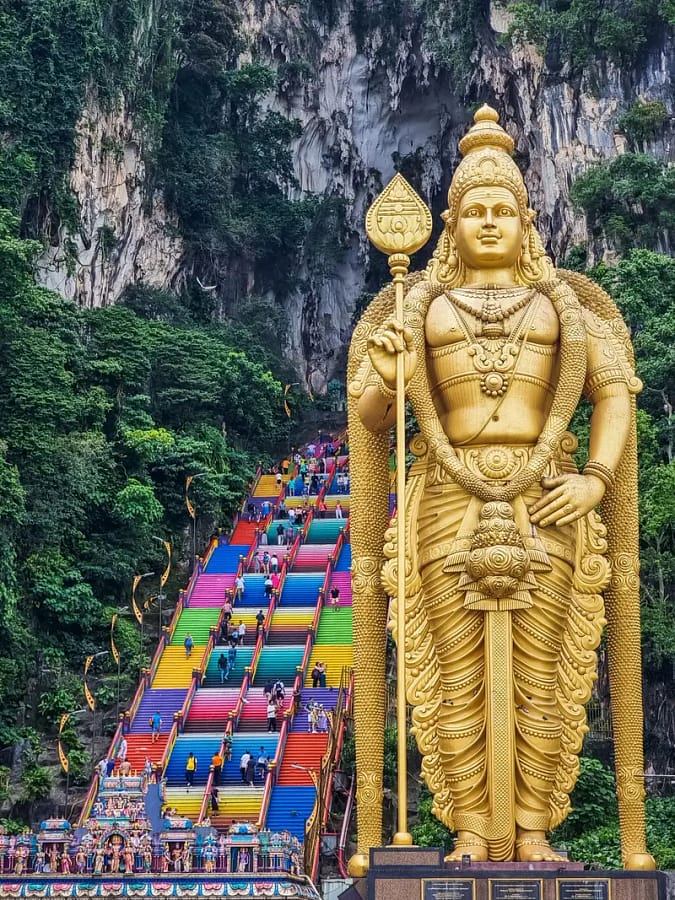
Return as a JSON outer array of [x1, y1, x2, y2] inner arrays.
[[341, 847, 667, 900]]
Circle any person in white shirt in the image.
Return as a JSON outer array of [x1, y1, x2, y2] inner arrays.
[[239, 751, 251, 784], [118, 737, 128, 762], [234, 575, 245, 603], [238, 620, 247, 644]]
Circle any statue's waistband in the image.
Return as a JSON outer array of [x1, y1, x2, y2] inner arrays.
[[425, 443, 562, 486]]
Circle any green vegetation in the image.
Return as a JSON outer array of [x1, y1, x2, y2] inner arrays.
[[571, 153, 675, 249], [619, 100, 669, 148], [507, 0, 673, 68]]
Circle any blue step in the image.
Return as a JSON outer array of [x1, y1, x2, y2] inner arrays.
[[334, 544, 351, 571], [265, 786, 316, 839], [279, 574, 323, 606], [234, 575, 274, 608], [222, 734, 280, 785], [205, 545, 250, 574], [165, 734, 223, 785]]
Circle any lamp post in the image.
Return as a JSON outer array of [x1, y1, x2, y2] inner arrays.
[[83, 651, 108, 757], [110, 607, 128, 720], [186, 473, 207, 570]]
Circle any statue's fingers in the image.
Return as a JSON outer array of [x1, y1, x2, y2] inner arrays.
[[531, 494, 569, 525], [378, 335, 397, 355], [541, 474, 567, 489], [529, 485, 565, 514], [555, 510, 579, 527]]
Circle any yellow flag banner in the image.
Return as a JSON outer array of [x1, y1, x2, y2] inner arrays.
[[160, 541, 172, 588], [58, 740, 69, 774], [132, 575, 144, 625], [58, 713, 70, 734], [84, 655, 94, 675], [185, 476, 196, 519], [84, 680, 96, 712], [110, 614, 120, 665], [284, 384, 292, 418]]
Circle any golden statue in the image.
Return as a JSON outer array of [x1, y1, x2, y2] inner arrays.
[[347, 106, 655, 872]]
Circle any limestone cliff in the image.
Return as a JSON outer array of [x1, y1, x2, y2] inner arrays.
[[37, 0, 675, 389]]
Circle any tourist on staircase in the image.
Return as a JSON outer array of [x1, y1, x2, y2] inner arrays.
[[184, 633, 194, 658], [218, 652, 228, 684], [185, 752, 197, 791]]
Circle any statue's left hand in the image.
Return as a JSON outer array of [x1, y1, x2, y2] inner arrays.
[[528, 473, 605, 527]]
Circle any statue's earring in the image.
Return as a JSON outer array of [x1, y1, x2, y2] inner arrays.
[[521, 231, 532, 267]]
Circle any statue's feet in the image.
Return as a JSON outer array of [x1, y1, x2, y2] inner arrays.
[[445, 832, 489, 863], [515, 831, 565, 863]]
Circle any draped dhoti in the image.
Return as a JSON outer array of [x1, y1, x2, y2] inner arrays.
[[414, 449, 583, 848]]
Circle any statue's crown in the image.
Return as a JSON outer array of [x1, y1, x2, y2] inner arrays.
[[459, 105, 515, 157], [447, 105, 528, 221]]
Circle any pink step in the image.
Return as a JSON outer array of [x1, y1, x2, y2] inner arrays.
[[189, 574, 235, 607]]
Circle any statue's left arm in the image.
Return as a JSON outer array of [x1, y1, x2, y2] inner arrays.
[[530, 307, 631, 527]]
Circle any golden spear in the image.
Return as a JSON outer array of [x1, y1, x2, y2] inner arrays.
[[365, 174, 432, 845]]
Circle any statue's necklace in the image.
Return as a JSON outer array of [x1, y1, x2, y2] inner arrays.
[[449, 286, 534, 338], [447, 288, 537, 397]]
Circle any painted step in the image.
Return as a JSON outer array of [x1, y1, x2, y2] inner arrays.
[[219, 735, 279, 786], [315, 607, 353, 644], [293, 545, 333, 571], [278, 575, 323, 606], [131, 688, 188, 733], [327, 572, 352, 606], [265, 786, 316, 839], [118, 733, 170, 772], [165, 734, 224, 786], [170, 608, 220, 645], [253, 646, 305, 685], [305, 645, 353, 688], [203, 646, 253, 687], [188, 574, 234, 608], [185, 688, 240, 731], [163, 786, 204, 819], [334, 544, 351, 571], [204, 545, 250, 575], [152, 648, 199, 688], [306, 520, 345, 544], [230, 521, 258, 544], [292, 688, 340, 733], [277, 734, 329, 784]]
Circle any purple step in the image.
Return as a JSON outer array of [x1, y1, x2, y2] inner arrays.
[[292, 688, 341, 732], [131, 688, 188, 734]]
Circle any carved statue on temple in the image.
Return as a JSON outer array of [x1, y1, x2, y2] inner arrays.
[[348, 106, 654, 871]]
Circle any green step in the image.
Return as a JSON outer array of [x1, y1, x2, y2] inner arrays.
[[253, 646, 305, 682], [171, 609, 220, 644], [315, 607, 353, 644], [306, 521, 344, 543]]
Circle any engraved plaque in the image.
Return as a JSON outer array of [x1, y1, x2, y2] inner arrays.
[[490, 879, 542, 899], [422, 878, 475, 899], [557, 879, 611, 900]]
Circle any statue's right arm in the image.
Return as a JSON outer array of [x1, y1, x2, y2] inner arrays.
[[356, 384, 397, 433], [355, 319, 418, 433]]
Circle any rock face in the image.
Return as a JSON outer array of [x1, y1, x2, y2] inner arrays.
[[37, 1, 675, 388], [36, 96, 184, 308]]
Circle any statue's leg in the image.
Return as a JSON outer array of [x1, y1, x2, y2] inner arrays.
[[512, 539, 572, 862], [422, 560, 489, 859]]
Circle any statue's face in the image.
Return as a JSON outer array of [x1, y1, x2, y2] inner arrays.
[[453, 186, 524, 270]]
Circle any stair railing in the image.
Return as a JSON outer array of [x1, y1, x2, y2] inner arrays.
[[198, 720, 234, 824], [158, 718, 179, 775], [77, 774, 100, 826]]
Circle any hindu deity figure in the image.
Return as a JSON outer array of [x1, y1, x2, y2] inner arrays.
[[348, 106, 653, 870]]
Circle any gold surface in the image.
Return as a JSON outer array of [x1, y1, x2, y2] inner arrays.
[[348, 105, 653, 868]]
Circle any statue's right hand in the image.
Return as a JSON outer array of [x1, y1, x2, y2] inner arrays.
[[367, 319, 418, 391]]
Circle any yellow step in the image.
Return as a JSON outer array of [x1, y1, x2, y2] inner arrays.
[[219, 787, 264, 815], [305, 645, 353, 687], [253, 476, 281, 497], [152, 647, 198, 688], [163, 788, 204, 817], [271, 610, 316, 625]]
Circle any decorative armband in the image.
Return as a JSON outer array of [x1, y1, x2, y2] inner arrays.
[[583, 459, 616, 490], [377, 380, 396, 401]]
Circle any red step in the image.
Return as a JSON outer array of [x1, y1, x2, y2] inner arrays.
[[119, 733, 170, 774], [232, 521, 258, 544], [277, 734, 328, 785]]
